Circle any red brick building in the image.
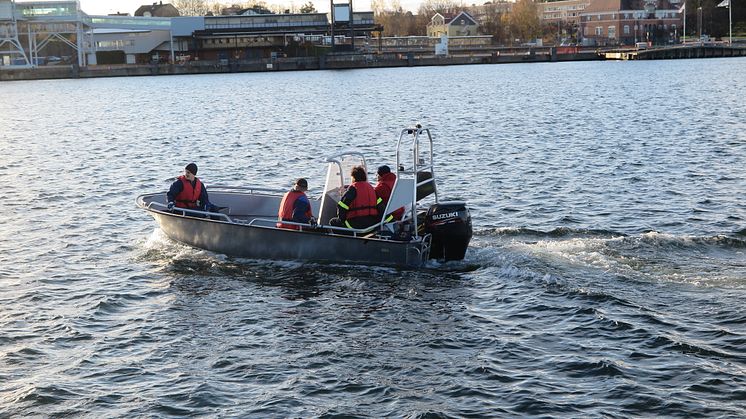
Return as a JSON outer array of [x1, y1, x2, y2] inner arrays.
[[580, 0, 683, 46]]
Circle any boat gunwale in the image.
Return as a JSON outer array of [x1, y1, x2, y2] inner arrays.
[[136, 191, 425, 245]]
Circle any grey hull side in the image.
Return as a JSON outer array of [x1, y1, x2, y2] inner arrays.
[[151, 212, 426, 267]]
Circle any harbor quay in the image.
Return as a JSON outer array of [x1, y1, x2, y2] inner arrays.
[[4, 44, 746, 81], [0, 48, 604, 81]]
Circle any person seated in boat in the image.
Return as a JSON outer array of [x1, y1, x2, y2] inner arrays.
[[277, 178, 315, 230], [329, 166, 381, 230], [374, 165, 405, 223], [166, 163, 215, 214]]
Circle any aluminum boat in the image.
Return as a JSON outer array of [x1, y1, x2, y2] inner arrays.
[[137, 126, 472, 268]]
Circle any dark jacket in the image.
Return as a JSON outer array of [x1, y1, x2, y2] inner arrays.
[[167, 177, 211, 211]]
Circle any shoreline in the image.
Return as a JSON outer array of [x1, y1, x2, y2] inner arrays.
[[2, 45, 745, 81]]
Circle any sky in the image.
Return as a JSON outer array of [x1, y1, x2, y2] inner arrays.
[[75, 0, 424, 16]]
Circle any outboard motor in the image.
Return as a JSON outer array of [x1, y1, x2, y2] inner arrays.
[[425, 201, 472, 261]]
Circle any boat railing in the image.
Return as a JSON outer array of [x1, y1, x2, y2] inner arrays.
[[209, 185, 287, 195], [394, 125, 438, 238], [245, 217, 405, 238], [147, 201, 234, 223]]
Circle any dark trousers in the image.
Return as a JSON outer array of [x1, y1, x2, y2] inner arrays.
[[329, 215, 379, 230]]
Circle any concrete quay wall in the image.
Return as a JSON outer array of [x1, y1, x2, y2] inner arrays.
[[0, 51, 602, 82], [602, 45, 746, 60]]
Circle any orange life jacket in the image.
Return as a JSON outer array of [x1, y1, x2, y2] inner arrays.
[[347, 181, 378, 219], [375, 172, 404, 220], [277, 190, 312, 230], [175, 176, 202, 209]]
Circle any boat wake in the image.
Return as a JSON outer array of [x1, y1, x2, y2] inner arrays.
[[468, 228, 746, 289]]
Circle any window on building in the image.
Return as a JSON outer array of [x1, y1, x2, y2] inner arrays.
[[608, 26, 616, 38], [595, 26, 602, 36], [624, 25, 630, 34]]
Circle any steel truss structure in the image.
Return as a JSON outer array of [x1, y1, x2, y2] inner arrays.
[[0, 0, 30, 66]]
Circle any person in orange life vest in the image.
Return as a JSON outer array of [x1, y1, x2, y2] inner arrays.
[[277, 178, 315, 230], [329, 166, 381, 229], [166, 163, 213, 212], [374, 165, 405, 222]]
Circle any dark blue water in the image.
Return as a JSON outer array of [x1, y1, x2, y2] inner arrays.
[[1, 59, 745, 417]]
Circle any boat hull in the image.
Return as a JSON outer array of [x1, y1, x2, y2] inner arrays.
[[150, 210, 429, 267]]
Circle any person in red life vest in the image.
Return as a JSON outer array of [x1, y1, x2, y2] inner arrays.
[[374, 165, 405, 222], [277, 178, 315, 230], [166, 163, 213, 213], [329, 166, 381, 230]]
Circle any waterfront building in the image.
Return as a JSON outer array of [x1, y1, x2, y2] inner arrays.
[[134, 2, 179, 18], [0, 0, 380, 68], [176, 11, 379, 61], [579, 0, 683, 46], [537, 0, 590, 27], [426, 11, 479, 37]]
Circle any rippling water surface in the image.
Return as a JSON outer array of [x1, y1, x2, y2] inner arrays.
[[1, 59, 746, 417]]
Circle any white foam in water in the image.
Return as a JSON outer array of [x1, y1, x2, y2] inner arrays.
[[504, 234, 746, 289], [137, 228, 225, 266]]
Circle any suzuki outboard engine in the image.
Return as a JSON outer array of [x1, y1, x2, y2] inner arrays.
[[425, 201, 472, 261]]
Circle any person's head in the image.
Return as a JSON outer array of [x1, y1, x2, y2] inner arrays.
[[377, 165, 391, 180], [294, 178, 308, 192], [184, 163, 198, 180], [351, 166, 367, 182]]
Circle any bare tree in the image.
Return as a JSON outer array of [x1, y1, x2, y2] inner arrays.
[[372, 0, 422, 36], [503, 0, 540, 43], [174, 0, 211, 16], [480, 2, 506, 42], [299, 1, 317, 13], [417, 0, 464, 18]]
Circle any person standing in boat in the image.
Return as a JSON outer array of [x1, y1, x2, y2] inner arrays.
[[330, 166, 381, 230], [374, 165, 404, 222], [166, 163, 212, 213], [277, 178, 314, 230]]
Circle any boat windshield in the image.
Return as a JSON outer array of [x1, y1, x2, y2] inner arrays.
[[317, 152, 367, 225]]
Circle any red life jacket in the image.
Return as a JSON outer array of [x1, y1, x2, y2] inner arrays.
[[277, 190, 312, 230], [175, 176, 202, 209], [375, 172, 404, 220], [347, 181, 378, 219]]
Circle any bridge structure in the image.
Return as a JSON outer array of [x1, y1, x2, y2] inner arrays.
[[0, 0, 173, 68]]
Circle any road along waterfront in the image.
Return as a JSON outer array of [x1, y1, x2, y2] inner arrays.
[[1, 58, 745, 416]]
